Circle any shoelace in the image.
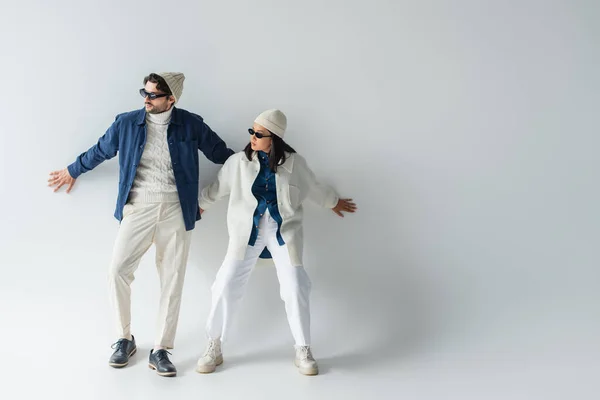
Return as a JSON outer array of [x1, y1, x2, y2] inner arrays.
[[111, 339, 128, 352], [203, 340, 219, 358], [154, 350, 172, 361], [297, 346, 314, 361]]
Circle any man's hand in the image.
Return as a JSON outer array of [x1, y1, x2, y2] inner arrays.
[[199, 207, 205, 215], [48, 168, 76, 193], [332, 198, 357, 217]]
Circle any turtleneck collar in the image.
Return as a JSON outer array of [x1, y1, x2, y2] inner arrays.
[[146, 106, 173, 125]]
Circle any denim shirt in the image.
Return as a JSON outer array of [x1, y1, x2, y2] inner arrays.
[[249, 151, 285, 256], [67, 107, 234, 231]]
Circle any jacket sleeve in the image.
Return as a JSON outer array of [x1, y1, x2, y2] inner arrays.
[[194, 114, 235, 164], [297, 155, 339, 209], [67, 116, 120, 179], [199, 155, 235, 210]]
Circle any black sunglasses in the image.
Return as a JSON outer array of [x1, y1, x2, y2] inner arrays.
[[139, 88, 171, 100], [248, 128, 273, 139]]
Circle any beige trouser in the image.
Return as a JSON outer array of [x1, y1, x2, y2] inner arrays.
[[108, 201, 192, 349]]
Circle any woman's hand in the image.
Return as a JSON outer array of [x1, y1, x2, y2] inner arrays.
[[332, 198, 357, 217]]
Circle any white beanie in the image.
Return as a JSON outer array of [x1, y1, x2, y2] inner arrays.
[[254, 109, 287, 138], [157, 72, 185, 103]]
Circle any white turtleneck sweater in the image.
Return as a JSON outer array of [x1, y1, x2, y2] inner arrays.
[[129, 108, 179, 203]]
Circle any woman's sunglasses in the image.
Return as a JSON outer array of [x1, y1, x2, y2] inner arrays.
[[139, 88, 171, 100], [248, 128, 273, 139]]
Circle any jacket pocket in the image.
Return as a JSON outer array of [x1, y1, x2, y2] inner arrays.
[[287, 184, 301, 209], [176, 140, 199, 183]]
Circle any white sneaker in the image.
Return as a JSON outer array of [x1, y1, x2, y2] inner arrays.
[[196, 338, 223, 374], [294, 345, 319, 376]]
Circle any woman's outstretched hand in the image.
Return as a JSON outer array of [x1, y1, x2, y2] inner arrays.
[[332, 198, 357, 217]]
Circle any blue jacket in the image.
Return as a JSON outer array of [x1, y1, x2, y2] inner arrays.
[[68, 107, 234, 231]]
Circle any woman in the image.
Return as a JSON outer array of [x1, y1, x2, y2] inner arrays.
[[196, 109, 357, 376]]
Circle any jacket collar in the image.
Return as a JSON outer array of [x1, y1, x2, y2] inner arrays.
[[135, 106, 182, 126], [280, 153, 294, 173], [243, 151, 294, 173]]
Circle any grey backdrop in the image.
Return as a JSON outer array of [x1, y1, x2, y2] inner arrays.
[[1, 0, 598, 399]]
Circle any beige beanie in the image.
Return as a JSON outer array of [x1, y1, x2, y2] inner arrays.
[[157, 72, 185, 103], [254, 109, 287, 138]]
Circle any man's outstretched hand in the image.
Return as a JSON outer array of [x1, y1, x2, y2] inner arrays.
[[48, 168, 76, 193]]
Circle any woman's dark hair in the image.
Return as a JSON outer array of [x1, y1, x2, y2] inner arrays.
[[244, 132, 297, 172], [143, 73, 172, 95]]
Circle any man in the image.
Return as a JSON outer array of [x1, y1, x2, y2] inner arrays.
[[48, 72, 234, 377]]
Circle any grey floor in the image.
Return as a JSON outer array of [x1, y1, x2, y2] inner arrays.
[[3, 252, 597, 400]]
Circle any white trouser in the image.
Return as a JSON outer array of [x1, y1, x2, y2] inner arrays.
[[108, 201, 192, 349], [206, 211, 312, 346]]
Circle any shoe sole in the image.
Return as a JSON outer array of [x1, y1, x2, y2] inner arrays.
[[196, 354, 224, 374], [148, 363, 177, 377], [109, 347, 137, 368], [294, 359, 318, 376]]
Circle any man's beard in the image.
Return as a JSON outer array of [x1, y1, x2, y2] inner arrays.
[[146, 103, 170, 114]]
